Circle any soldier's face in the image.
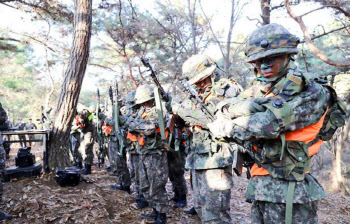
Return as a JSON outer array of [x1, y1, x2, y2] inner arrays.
[[255, 55, 289, 79], [194, 76, 212, 90]]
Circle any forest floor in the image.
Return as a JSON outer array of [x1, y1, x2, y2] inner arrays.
[[0, 143, 349, 224]]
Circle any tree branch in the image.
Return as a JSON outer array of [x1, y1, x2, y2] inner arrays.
[[299, 25, 350, 43], [285, 0, 350, 67]]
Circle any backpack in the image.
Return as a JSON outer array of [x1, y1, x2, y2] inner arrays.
[[55, 167, 81, 187], [317, 84, 347, 141]]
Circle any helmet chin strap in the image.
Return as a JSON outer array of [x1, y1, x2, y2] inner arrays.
[[257, 57, 291, 83]]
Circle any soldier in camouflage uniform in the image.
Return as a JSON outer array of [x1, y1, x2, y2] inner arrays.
[[0, 103, 13, 220], [129, 85, 170, 224], [75, 106, 95, 175], [208, 23, 345, 224], [70, 111, 82, 168], [172, 54, 243, 223], [124, 91, 149, 207]]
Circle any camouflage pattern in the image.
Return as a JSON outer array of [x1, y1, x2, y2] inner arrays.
[[191, 167, 233, 224], [109, 140, 131, 187], [245, 174, 325, 204], [182, 54, 217, 85], [139, 152, 169, 213], [172, 77, 242, 170], [245, 23, 300, 63], [131, 85, 170, 213], [251, 200, 318, 224], [167, 149, 187, 198], [75, 110, 95, 165], [78, 130, 94, 165], [69, 132, 81, 163], [209, 65, 330, 222], [130, 153, 141, 194]]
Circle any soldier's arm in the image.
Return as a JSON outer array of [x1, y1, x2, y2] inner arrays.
[[227, 83, 330, 140]]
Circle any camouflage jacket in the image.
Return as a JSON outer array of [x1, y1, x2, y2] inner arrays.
[[226, 68, 330, 203], [128, 105, 169, 154], [173, 77, 242, 170]]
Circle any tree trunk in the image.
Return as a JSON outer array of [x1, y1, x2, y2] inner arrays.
[[47, 0, 92, 171], [260, 0, 271, 25], [224, 0, 235, 75]]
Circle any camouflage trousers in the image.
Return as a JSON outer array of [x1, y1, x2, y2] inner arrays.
[[139, 151, 169, 213], [130, 153, 141, 194], [191, 167, 233, 224], [0, 145, 6, 201], [168, 150, 187, 198], [109, 141, 131, 187], [251, 200, 318, 224], [70, 133, 81, 163], [77, 131, 94, 165]]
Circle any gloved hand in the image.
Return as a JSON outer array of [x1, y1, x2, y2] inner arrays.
[[227, 98, 269, 118], [207, 117, 235, 139]]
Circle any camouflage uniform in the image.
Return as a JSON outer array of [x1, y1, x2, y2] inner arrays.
[[104, 95, 132, 190], [130, 85, 169, 217], [75, 109, 95, 170], [173, 54, 242, 223], [70, 114, 82, 166], [167, 147, 187, 205], [208, 24, 338, 224]]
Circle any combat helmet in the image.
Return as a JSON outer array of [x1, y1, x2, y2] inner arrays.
[[245, 23, 300, 63], [182, 54, 217, 85], [134, 85, 154, 105]]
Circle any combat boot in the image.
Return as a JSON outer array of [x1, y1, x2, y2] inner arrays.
[[0, 211, 12, 220], [74, 161, 83, 169], [169, 191, 179, 202], [140, 208, 158, 219], [81, 164, 91, 175], [184, 207, 197, 215], [174, 195, 187, 208], [110, 184, 131, 194], [151, 213, 166, 224], [136, 198, 149, 209]]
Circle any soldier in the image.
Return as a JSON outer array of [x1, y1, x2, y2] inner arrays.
[[15, 118, 26, 147], [166, 107, 188, 209], [172, 54, 243, 223], [25, 118, 37, 146], [70, 111, 82, 168], [104, 89, 132, 194], [124, 90, 149, 208], [129, 85, 170, 224], [75, 106, 95, 175], [208, 23, 346, 224], [0, 103, 13, 220]]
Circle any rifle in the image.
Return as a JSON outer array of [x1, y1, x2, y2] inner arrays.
[[96, 88, 105, 168], [175, 80, 215, 125], [140, 57, 169, 101], [109, 83, 126, 156]]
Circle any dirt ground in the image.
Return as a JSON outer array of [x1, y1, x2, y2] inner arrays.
[[1, 144, 349, 224]]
